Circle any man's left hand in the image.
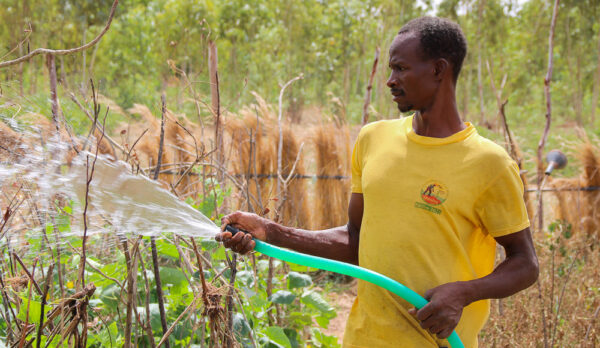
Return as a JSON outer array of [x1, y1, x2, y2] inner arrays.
[[408, 281, 470, 339]]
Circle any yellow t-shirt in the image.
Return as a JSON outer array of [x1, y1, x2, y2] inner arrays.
[[343, 116, 530, 348]]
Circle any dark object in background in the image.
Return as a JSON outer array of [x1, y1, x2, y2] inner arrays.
[[545, 150, 567, 175]]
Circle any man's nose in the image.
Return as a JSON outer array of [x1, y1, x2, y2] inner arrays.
[[386, 72, 397, 88]]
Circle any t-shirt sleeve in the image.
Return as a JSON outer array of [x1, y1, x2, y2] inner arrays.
[[351, 136, 362, 193], [474, 160, 530, 238]]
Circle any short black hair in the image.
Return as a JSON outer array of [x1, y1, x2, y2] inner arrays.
[[398, 17, 467, 81]]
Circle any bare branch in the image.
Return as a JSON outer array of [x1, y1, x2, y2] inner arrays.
[[0, 0, 119, 69], [362, 47, 380, 125], [70, 92, 128, 157], [276, 73, 304, 202]]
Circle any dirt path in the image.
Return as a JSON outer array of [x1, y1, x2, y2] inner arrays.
[[323, 280, 358, 343]]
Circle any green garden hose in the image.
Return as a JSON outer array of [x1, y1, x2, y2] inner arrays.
[[225, 225, 464, 348]]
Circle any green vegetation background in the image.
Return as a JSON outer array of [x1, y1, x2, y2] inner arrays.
[[1, 1, 599, 144]]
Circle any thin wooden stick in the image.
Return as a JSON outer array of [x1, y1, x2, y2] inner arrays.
[[69, 92, 130, 159], [536, 0, 560, 238], [12, 253, 42, 295], [137, 242, 157, 348], [78, 103, 107, 289], [362, 47, 380, 125], [585, 304, 600, 340], [36, 264, 53, 348], [122, 237, 140, 348], [156, 293, 202, 348], [151, 94, 171, 348]]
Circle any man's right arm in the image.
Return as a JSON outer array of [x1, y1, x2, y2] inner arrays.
[[216, 192, 364, 264]]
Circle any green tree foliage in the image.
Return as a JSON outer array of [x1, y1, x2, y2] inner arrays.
[[1, 0, 599, 126]]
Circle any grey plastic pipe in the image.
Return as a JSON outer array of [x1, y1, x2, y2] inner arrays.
[[225, 226, 464, 348]]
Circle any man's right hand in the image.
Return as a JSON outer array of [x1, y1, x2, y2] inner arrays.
[[216, 211, 269, 254]]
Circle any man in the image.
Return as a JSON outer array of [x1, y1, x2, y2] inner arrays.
[[216, 17, 539, 348]]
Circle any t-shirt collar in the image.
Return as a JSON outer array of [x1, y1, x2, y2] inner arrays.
[[405, 115, 476, 146]]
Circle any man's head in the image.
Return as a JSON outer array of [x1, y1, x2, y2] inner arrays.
[[387, 17, 467, 113]]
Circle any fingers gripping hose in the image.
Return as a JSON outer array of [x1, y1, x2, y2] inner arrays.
[[225, 225, 464, 348]]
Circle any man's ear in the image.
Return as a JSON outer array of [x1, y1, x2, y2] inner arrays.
[[433, 59, 450, 80]]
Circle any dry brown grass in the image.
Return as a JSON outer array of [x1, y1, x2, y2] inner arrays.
[[549, 142, 600, 237], [482, 229, 599, 347], [312, 122, 351, 229], [127, 104, 201, 192], [0, 120, 24, 161], [581, 143, 600, 236], [19, 112, 56, 139], [280, 125, 311, 229], [127, 104, 166, 170], [226, 101, 277, 214], [482, 140, 600, 347]]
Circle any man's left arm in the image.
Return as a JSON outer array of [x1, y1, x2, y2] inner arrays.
[[410, 227, 539, 339]]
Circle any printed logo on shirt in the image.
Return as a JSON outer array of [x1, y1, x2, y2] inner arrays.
[[415, 180, 448, 215]]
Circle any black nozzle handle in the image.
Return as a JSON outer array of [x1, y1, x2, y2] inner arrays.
[[225, 225, 249, 237]]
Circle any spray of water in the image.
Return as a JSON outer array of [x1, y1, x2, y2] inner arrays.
[[63, 153, 220, 237], [0, 130, 220, 249]]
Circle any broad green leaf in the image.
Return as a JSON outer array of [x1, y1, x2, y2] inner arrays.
[[249, 294, 269, 308], [257, 259, 281, 272], [315, 315, 330, 328], [33, 334, 64, 348], [233, 312, 251, 337], [288, 312, 313, 326], [86, 257, 103, 269], [156, 240, 180, 259], [257, 259, 270, 272], [237, 270, 254, 287], [97, 321, 119, 347], [269, 290, 295, 305], [212, 246, 227, 261], [137, 303, 163, 331], [283, 328, 300, 348], [159, 267, 187, 285], [301, 291, 335, 318], [287, 272, 312, 289], [310, 328, 341, 347], [100, 284, 121, 310], [17, 297, 49, 325], [200, 239, 218, 250], [264, 326, 292, 348]]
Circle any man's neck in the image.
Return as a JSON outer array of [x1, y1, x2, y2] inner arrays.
[[412, 85, 464, 138]]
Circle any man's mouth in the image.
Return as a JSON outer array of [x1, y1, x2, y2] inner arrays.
[[391, 88, 405, 102]]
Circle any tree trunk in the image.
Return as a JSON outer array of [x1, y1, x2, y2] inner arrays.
[[477, 0, 485, 125], [46, 54, 60, 133]]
